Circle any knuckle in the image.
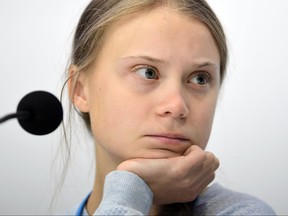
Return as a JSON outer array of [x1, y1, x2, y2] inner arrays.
[[189, 145, 201, 151], [206, 151, 215, 160], [215, 157, 220, 169], [194, 148, 206, 162], [182, 177, 194, 188], [209, 173, 216, 183]]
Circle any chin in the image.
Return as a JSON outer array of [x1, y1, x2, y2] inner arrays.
[[141, 149, 182, 159]]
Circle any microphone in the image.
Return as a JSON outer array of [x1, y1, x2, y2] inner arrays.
[[0, 91, 63, 135]]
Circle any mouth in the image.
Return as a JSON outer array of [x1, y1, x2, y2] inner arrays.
[[145, 134, 190, 145]]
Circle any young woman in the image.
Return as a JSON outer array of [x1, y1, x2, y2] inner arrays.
[[64, 0, 275, 215]]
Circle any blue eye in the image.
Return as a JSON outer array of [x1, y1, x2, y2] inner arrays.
[[134, 66, 159, 80], [190, 73, 211, 85]]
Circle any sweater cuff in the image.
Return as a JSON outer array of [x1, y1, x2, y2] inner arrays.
[[101, 171, 153, 214]]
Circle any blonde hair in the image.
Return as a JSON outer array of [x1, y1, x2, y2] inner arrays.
[[62, 0, 227, 214]]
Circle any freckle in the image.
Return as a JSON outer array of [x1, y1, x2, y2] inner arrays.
[[98, 88, 102, 91]]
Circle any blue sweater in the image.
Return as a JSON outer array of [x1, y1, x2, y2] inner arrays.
[[75, 171, 275, 215]]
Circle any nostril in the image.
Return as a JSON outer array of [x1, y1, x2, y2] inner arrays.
[[164, 111, 172, 115], [162, 109, 188, 119], [156, 93, 189, 119]]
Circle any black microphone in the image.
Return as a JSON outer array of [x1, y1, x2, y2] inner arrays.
[[0, 91, 63, 135]]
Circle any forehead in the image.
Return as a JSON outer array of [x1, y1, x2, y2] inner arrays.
[[98, 6, 220, 67], [105, 6, 208, 39]]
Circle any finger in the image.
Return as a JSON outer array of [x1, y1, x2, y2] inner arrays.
[[182, 144, 202, 156], [192, 152, 219, 182], [203, 151, 220, 171], [197, 172, 216, 194], [182, 146, 207, 170], [172, 172, 216, 203], [178, 151, 218, 190]]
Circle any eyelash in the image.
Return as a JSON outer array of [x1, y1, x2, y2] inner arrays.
[[132, 65, 159, 80], [189, 71, 213, 86], [132, 65, 213, 86]]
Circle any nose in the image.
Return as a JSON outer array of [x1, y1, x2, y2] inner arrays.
[[156, 87, 189, 119]]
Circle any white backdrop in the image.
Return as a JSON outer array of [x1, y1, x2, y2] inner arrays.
[[0, 0, 287, 214]]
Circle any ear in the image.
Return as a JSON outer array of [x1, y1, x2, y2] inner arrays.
[[68, 65, 89, 113]]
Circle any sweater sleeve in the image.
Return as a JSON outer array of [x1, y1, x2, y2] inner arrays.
[[93, 171, 153, 216]]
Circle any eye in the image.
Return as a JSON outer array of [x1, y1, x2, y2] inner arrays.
[[133, 66, 159, 80], [189, 72, 211, 86]]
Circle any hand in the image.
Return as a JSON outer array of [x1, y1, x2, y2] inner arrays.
[[116, 145, 219, 205]]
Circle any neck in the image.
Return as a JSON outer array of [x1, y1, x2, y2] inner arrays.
[[86, 146, 118, 215]]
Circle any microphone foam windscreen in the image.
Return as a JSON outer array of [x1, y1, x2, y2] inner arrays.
[[17, 91, 63, 135]]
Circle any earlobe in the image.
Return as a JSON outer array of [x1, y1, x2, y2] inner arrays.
[[68, 65, 89, 113]]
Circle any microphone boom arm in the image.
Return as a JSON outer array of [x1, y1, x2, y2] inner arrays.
[[0, 111, 30, 124]]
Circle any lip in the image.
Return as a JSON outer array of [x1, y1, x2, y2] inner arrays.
[[145, 133, 190, 144]]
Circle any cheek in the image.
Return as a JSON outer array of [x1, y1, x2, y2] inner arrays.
[[89, 87, 124, 136], [94, 89, 141, 126], [88, 82, 144, 146], [88, 88, 127, 163], [193, 96, 218, 148]]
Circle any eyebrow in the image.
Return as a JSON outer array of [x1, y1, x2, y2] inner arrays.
[[195, 62, 219, 70], [118, 55, 166, 64], [119, 55, 219, 70]]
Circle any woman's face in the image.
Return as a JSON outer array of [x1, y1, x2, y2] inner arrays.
[[75, 6, 220, 165]]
